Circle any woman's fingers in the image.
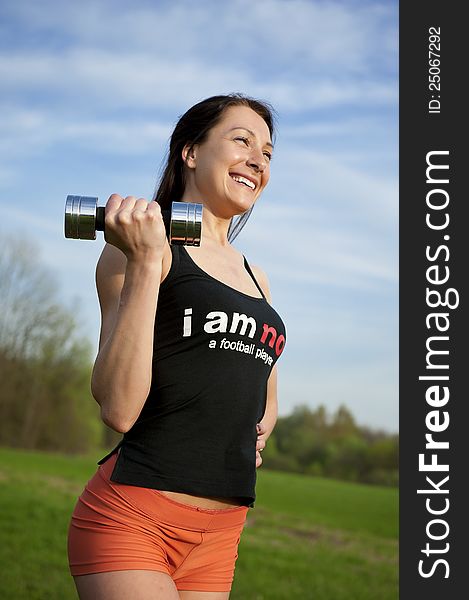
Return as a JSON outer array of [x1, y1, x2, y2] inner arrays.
[[120, 195, 138, 211], [134, 197, 150, 212], [105, 195, 146, 216], [256, 450, 263, 468], [256, 438, 266, 451], [256, 432, 266, 467], [105, 193, 124, 215], [146, 199, 162, 215], [256, 422, 266, 450], [103, 194, 166, 259]]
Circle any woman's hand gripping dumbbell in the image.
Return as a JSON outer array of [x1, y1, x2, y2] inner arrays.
[[64, 195, 203, 255]]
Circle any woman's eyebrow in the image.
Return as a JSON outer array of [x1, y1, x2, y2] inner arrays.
[[228, 127, 274, 149]]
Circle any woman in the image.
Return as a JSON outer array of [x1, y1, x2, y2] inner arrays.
[[67, 94, 286, 599]]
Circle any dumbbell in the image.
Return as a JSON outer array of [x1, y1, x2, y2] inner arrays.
[[64, 195, 203, 246]]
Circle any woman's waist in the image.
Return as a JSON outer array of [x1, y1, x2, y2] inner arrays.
[[154, 489, 245, 509], [106, 447, 254, 510]]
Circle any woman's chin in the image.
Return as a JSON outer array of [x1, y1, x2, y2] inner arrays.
[[201, 192, 256, 218], [228, 195, 257, 215]]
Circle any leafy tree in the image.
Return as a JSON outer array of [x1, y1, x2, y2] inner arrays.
[[0, 233, 102, 453]]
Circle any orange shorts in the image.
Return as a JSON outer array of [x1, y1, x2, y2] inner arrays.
[[67, 452, 249, 592]]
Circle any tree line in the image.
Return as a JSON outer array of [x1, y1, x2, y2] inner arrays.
[[0, 232, 397, 486], [262, 404, 398, 486]]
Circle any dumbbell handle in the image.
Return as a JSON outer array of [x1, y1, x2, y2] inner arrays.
[[64, 196, 203, 246], [95, 206, 105, 232]]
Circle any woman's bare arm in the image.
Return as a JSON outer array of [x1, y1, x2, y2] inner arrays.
[[90, 195, 169, 433], [251, 265, 280, 467], [259, 365, 279, 440]]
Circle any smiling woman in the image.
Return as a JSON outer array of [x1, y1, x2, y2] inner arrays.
[[180, 106, 272, 222], [66, 94, 287, 600], [155, 95, 276, 244]]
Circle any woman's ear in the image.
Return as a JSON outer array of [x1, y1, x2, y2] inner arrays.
[[182, 143, 197, 168]]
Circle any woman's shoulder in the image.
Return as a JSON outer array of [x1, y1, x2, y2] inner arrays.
[[246, 261, 272, 303], [97, 243, 126, 277]]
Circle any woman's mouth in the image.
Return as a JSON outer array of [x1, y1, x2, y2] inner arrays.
[[229, 173, 256, 190]]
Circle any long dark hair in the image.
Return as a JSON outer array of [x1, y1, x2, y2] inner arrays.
[[153, 93, 276, 242]]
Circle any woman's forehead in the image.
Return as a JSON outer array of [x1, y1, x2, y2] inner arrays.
[[215, 105, 271, 143]]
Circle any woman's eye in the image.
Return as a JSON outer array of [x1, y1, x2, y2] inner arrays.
[[234, 136, 272, 161]]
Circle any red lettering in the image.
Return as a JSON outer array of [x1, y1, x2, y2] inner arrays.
[[275, 335, 285, 356], [260, 324, 277, 348]]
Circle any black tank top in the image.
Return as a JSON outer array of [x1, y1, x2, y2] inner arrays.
[[97, 244, 287, 507]]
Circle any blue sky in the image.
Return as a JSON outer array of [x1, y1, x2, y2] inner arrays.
[[0, 0, 398, 431]]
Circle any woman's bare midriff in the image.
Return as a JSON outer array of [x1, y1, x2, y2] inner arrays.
[[157, 490, 244, 509]]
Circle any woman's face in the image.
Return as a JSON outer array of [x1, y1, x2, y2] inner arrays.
[[182, 105, 273, 217]]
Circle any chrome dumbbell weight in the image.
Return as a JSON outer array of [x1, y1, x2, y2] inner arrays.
[[64, 195, 203, 246]]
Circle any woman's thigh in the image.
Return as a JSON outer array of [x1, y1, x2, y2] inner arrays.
[[73, 570, 180, 600]]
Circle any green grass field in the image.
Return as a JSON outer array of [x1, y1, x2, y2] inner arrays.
[[0, 447, 398, 599]]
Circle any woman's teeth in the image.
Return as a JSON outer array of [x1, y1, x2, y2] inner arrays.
[[230, 174, 255, 190]]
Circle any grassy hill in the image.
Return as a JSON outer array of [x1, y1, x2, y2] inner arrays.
[[0, 446, 397, 599]]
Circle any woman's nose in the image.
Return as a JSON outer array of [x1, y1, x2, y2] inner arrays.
[[247, 148, 267, 172]]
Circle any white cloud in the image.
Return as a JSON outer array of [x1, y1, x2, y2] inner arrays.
[[281, 116, 393, 138], [60, 119, 172, 154], [0, 50, 396, 115], [4, 0, 396, 74], [0, 105, 173, 165], [0, 0, 397, 114]]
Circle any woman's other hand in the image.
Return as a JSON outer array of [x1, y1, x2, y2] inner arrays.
[[104, 194, 167, 262], [256, 422, 268, 468]]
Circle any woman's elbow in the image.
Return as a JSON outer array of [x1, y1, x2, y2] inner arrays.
[[91, 374, 149, 434], [92, 385, 133, 433], [100, 407, 133, 434]]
